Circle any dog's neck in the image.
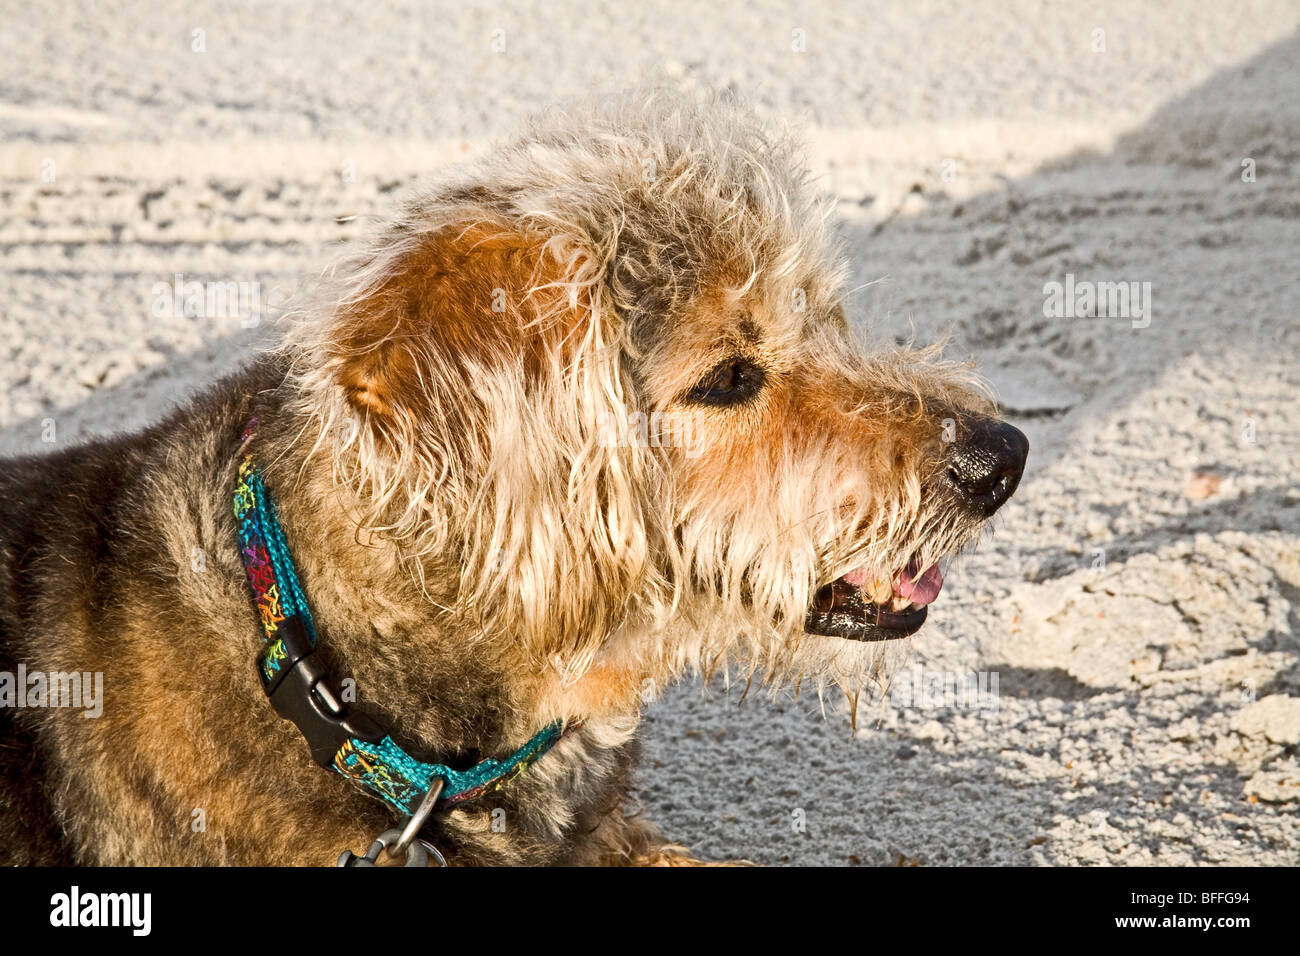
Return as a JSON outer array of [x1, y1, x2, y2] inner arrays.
[[243, 390, 651, 761]]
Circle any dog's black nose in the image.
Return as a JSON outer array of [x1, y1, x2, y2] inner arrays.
[[944, 419, 1028, 517]]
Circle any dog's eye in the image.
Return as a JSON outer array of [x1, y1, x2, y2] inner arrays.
[[684, 357, 765, 406]]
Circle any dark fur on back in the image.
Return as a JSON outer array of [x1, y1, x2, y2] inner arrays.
[[0, 361, 649, 865]]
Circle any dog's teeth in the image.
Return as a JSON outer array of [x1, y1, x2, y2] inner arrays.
[[890, 596, 911, 612], [871, 577, 893, 605]]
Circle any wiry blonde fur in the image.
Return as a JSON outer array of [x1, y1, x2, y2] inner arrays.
[[280, 89, 991, 706]]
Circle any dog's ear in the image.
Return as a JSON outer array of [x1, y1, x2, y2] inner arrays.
[[307, 216, 663, 660], [328, 221, 575, 424]]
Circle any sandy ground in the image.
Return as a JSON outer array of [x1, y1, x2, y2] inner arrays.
[[2, 0, 1298, 864]]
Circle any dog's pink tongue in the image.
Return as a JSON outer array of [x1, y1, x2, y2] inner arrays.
[[895, 562, 943, 605]]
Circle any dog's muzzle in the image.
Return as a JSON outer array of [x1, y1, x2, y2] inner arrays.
[[804, 418, 1028, 642]]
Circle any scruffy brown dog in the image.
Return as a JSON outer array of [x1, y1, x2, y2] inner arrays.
[[0, 91, 1025, 865]]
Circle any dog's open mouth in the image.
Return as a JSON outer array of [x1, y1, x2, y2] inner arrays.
[[804, 557, 944, 642]]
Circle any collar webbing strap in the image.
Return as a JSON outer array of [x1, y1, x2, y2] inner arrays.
[[232, 425, 565, 817]]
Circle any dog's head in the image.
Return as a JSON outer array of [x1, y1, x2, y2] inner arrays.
[[287, 91, 1026, 686]]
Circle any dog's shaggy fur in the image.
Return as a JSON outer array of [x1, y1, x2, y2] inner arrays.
[[0, 90, 1023, 865]]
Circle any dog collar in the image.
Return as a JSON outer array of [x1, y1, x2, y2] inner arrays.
[[231, 420, 566, 825]]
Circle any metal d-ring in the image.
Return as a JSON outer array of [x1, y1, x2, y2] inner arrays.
[[336, 780, 448, 867], [388, 778, 446, 864], [417, 838, 447, 867], [337, 828, 430, 867]]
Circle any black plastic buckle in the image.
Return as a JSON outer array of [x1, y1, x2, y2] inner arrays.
[[259, 617, 386, 767]]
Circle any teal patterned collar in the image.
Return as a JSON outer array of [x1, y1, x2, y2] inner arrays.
[[232, 420, 568, 827]]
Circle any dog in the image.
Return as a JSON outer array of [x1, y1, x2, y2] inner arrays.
[[0, 90, 1026, 865]]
